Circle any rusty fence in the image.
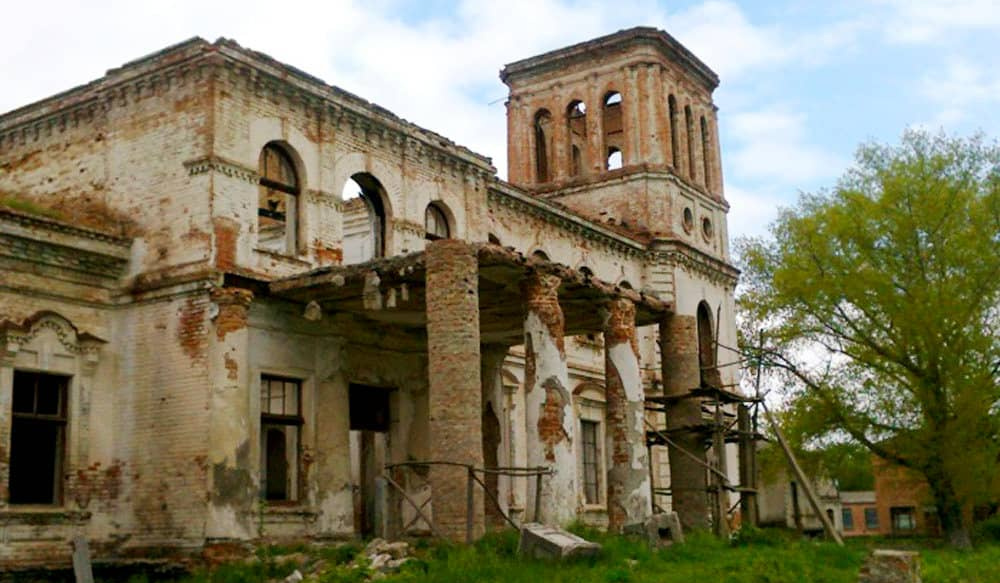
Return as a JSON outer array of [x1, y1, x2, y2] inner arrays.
[[382, 461, 553, 543]]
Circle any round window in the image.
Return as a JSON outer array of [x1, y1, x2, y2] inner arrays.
[[702, 217, 714, 240], [682, 207, 694, 233]]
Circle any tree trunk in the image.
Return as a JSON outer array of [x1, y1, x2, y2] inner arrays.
[[927, 468, 971, 549]]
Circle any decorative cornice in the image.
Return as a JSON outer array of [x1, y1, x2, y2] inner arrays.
[[0, 207, 131, 247], [0, 311, 106, 368], [391, 218, 424, 237], [654, 245, 740, 287], [488, 184, 647, 259], [184, 155, 259, 184], [0, 49, 214, 147]]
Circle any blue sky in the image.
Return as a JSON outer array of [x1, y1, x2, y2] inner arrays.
[[3, 0, 999, 239]]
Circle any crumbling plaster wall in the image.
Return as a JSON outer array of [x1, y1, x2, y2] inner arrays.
[[210, 68, 490, 278], [0, 49, 216, 275]]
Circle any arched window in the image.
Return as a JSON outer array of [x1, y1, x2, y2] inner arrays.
[[668, 95, 679, 170], [602, 92, 623, 172], [700, 115, 712, 189], [534, 109, 553, 183], [566, 101, 587, 177], [342, 173, 388, 265], [606, 147, 623, 170], [258, 142, 300, 254], [532, 249, 550, 261], [685, 105, 696, 180], [697, 302, 716, 386], [425, 203, 450, 240]]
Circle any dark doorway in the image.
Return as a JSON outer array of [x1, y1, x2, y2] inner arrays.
[[349, 384, 393, 537]]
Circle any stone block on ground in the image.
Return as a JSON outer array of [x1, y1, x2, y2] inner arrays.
[[624, 512, 683, 546], [858, 550, 921, 583], [517, 523, 602, 560]]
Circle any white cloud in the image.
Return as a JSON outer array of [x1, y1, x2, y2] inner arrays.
[[723, 184, 789, 239], [725, 109, 847, 185], [913, 59, 1000, 128], [877, 0, 1000, 43]]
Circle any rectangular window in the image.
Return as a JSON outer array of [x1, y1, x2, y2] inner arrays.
[[260, 376, 303, 502], [842, 508, 854, 531], [9, 371, 69, 505], [891, 507, 916, 532], [580, 420, 600, 504], [864, 507, 879, 530]]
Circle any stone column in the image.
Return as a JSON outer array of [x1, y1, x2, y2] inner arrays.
[[551, 103, 569, 182], [624, 66, 640, 166], [206, 287, 255, 540], [603, 299, 652, 532], [658, 314, 709, 532], [522, 272, 576, 525], [589, 84, 605, 174], [312, 338, 353, 537], [425, 240, 484, 541]]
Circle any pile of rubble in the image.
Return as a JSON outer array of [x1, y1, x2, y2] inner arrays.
[[277, 538, 414, 582]]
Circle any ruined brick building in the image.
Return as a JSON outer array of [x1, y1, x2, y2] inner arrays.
[[0, 27, 740, 568]]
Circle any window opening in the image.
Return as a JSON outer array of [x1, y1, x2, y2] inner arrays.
[[425, 204, 450, 240], [842, 508, 854, 530], [682, 207, 694, 233], [606, 147, 623, 170], [9, 371, 68, 505], [534, 109, 552, 183], [602, 92, 623, 172], [697, 302, 716, 386], [258, 143, 300, 254], [567, 101, 587, 177], [488, 233, 501, 245], [685, 105, 696, 180], [891, 507, 916, 532], [342, 173, 388, 264], [864, 507, 879, 529], [581, 420, 600, 504], [668, 95, 679, 169], [532, 250, 550, 261], [260, 376, 303, 501]]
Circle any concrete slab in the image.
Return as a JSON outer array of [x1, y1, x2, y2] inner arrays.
[[517, 523, 602, 560]]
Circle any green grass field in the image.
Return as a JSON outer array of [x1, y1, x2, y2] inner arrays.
[[125, 527, 1000, 583]]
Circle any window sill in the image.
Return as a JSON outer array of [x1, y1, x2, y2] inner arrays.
[[0, 507, 92, 524], [253, 247, 312, 266], [261, 504, 318, 518]]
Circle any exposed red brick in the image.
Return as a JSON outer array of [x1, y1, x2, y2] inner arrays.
[[213, 218, 238, 271], [223, 352, 238, 380], [177, 297, 207, 361], [521, 272, 565, 355], [210, 287, 253, 341], [538, 377, 569, 462], [313, 240, 343, 266]]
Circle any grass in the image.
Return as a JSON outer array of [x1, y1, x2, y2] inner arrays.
[[114, 528, 1000, 583]]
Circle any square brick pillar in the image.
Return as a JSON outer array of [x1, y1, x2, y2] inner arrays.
[[658, 314, 709, 532], [604, 298, 652, 532], [522, 272, 576, 526], [206, 287, 255, 540], [425, 240, 484, 541]]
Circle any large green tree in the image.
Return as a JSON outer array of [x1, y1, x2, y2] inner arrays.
[[738, 131, 1000, 548]]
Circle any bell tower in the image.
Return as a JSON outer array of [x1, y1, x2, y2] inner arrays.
[[501, 27, 728, 257]]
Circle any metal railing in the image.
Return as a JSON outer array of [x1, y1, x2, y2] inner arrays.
[[382, 460, 553, 543]]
